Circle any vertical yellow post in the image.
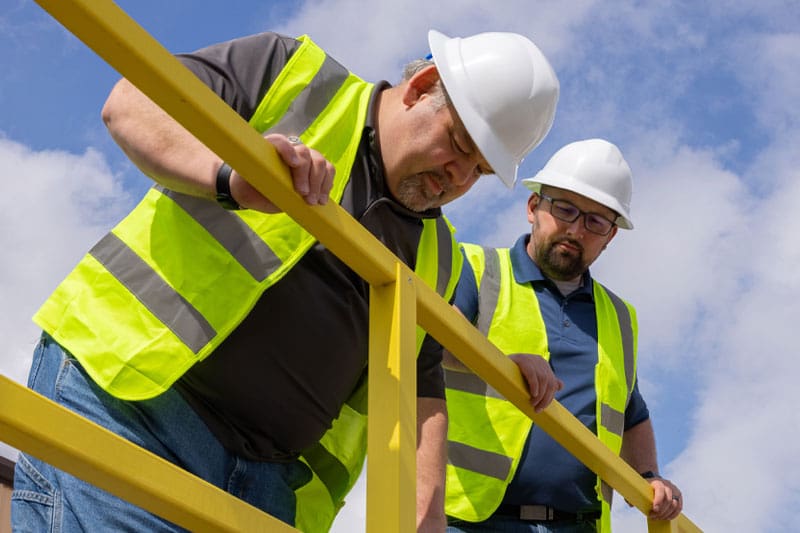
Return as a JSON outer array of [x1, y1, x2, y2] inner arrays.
[[367, 263, 417, 533]]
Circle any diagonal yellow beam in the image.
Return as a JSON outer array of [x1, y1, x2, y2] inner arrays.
[[649, 517, 681, 532], [0, 375, 296, 532], [367, 263, 417, 533]]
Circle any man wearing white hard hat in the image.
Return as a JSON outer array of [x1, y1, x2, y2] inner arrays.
[[444, 139, 684, 532], [13, 26, 559, 533]]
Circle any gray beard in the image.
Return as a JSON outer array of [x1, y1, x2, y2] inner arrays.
[[394, 174, 439, 212]]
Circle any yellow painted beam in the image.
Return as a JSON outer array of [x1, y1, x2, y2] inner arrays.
[[367, 263, 417, 533], [0, 375, 295, 532], [649, 517, 680, 532]]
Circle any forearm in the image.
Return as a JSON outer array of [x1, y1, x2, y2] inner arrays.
[[620, 418, 659, 474], [416, 397, 447, 532], [102, 78, 221, 198], [621, 418, 684, 519]]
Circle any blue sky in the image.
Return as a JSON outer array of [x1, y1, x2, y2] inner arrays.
[[2, 1, 799, 531]]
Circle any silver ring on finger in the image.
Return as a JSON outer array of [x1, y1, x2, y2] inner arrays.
[[287, 135, 303, 146]]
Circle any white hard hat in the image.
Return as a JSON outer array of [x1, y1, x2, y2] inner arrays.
[[428, 30, 559, 189], [522, 138, 634, 229]]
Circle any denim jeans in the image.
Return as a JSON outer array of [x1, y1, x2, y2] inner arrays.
[[448, 515, 597, 533], [12, 333, 312, 532]]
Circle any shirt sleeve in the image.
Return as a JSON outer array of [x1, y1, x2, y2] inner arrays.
[[416, 333, 445, 399], [176, 32, 300, 120], [452, 248, 479, 323], [624, 379, 650, 429]]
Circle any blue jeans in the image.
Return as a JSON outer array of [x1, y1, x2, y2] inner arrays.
[[12, 333, 312, 532], [448, 515, 597, 532]]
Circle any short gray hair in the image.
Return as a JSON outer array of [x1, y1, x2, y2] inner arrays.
[[401, 58, 448, 110]]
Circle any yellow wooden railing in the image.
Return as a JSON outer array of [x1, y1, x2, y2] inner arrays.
[[0, 1, 702, 532]]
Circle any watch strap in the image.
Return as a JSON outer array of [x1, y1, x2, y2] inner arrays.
[[215, 162, 241, 210]]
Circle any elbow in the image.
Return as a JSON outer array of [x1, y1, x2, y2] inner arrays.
[[100, 98, 113, 129], [101, 84, 121, 130], [101, 78, 134, 133]]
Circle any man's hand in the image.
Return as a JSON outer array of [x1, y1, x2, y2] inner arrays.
[[648, 477, 683, 521], [508, 353, 563, 412], [229, 133, 335, 212]]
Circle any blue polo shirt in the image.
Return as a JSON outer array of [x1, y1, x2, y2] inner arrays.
[[453, 234, 649, 513]]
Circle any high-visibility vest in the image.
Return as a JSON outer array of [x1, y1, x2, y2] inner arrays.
[[33, 34, 462, 532], [444, 244, 638, 533]]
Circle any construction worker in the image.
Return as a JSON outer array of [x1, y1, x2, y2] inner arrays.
[[11, 30, 559, 532], [444, 139, 683, 532]]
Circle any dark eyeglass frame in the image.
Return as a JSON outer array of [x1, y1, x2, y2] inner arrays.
[[537, 193, 617, 236]]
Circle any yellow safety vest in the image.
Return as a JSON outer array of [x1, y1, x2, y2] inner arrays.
[[444, 244, 638, 533], [33, 35, 462, 532]]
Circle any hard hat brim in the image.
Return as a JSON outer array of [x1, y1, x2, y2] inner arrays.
[[428, 29, 517, 189]]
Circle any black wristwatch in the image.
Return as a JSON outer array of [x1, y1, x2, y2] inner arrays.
[[215, 162, 242, 210], [640, 470, 662, 480]]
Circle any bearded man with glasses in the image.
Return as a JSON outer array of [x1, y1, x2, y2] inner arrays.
[[443, 139, 684, 532]]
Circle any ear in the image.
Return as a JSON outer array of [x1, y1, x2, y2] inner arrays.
[[402, 64, 441, 107], [526, 193, 538, 223], [603, 226, 619, 248]]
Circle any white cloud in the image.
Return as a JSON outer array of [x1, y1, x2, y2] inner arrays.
[[272, 0, 596, 83], [663, 171, 800, 531], [0, 135, 133, 458]]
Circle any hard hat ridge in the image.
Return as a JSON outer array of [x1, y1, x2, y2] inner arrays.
[[428, 30, 559, 189]]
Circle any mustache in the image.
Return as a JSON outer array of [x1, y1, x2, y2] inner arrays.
[[418, 171, 449, 193], [552, 237, 583, 252]]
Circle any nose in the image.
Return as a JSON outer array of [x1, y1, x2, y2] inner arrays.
[[564, 215, 587, 237]]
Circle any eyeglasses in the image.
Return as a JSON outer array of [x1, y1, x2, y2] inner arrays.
[[537, 193, 616, 236]]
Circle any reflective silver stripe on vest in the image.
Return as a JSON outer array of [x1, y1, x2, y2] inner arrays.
[[475, 246, 500, 336], [266, 54, 350, 137], [445, 247, 503, 396], [602, 286, 635, 401], [160, 187, 280, 281], [303, 441, 350, 501], [444, 369, 504, 400], [435, 217, 453, 297], [601, 480, 613, 504], [600, 402, 625, 438], [89, 232, 216, 353], [448, 440, 512, 481]]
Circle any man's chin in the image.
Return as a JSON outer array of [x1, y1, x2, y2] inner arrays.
[[398, 191, 440, 212]]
